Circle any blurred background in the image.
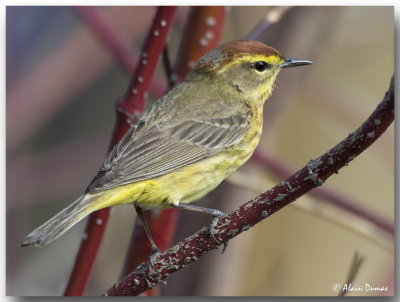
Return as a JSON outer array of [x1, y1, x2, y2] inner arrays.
[[6, 6, 394, 296]]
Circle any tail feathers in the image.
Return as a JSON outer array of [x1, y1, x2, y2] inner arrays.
[[21, 194, 96, 247]]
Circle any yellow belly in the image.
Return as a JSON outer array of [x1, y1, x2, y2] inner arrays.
[[87, 110, 262, 211], [91, 151, 251, 211]]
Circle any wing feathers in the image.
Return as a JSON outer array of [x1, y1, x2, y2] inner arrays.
[[87, 103, 252, 193]]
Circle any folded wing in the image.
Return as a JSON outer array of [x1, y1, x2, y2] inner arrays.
[[86, 104, 251, 193]]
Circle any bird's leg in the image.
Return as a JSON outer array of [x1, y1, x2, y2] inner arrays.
[[134, 206, 161, 261], [134, 206, 166, 286], [173, 203, 229, 253]]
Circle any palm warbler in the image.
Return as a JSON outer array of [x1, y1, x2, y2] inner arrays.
[[22, 40, 312, 252]]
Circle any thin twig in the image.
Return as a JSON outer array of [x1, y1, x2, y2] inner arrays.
[[339, 252, 365, 296], [246, 6, 293, 40], [162, 46, 174, 88], [104, 76, 394, 296]]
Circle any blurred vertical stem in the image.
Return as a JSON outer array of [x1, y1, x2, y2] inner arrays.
[[120, 6, 226, 295], [245, 6, 292, 40], [64, 6, 177, 296], [173, 6, 226, 84]]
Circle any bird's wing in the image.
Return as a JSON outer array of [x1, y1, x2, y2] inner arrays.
[[86, 107, 252, 193]]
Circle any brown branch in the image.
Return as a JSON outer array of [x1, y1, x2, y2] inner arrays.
[[120, 7, 226, 295], [104, 76, 394, 296], [64, 7, 177, 296]]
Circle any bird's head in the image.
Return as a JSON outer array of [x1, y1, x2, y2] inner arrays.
[[187, 40, 312, 103]]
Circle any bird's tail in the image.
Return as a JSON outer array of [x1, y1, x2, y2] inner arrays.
[[21, 194, 98, 247]]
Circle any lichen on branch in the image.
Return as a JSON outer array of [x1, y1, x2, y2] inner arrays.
[[105, 76, 394, 296]]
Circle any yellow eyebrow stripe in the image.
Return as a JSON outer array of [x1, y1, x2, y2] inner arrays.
[[218, 54, 284, 73]]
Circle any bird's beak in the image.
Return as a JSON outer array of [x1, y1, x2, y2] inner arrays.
[[280, 58, 313, 69]]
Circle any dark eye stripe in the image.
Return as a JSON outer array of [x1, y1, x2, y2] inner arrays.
[[253, 61, 270, 72]]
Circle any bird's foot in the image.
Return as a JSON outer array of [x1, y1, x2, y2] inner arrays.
[[149, 248, 167, 287], [149, 247, 161, 268], [209, 210, 229, 254], [135, 248, 167, 288]]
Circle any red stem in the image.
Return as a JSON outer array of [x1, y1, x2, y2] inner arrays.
[[120, 7, 177, 114], [173, 6, 226, 83], [120, 6, 226, 295], [64, 6, 177, 296], [105, 76, 394, 296]]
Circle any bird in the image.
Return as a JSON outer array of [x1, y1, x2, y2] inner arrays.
[[21, 40, 312, 255]]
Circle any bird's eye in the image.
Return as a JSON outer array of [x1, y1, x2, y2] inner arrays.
[[253, 61, 270, 72]]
